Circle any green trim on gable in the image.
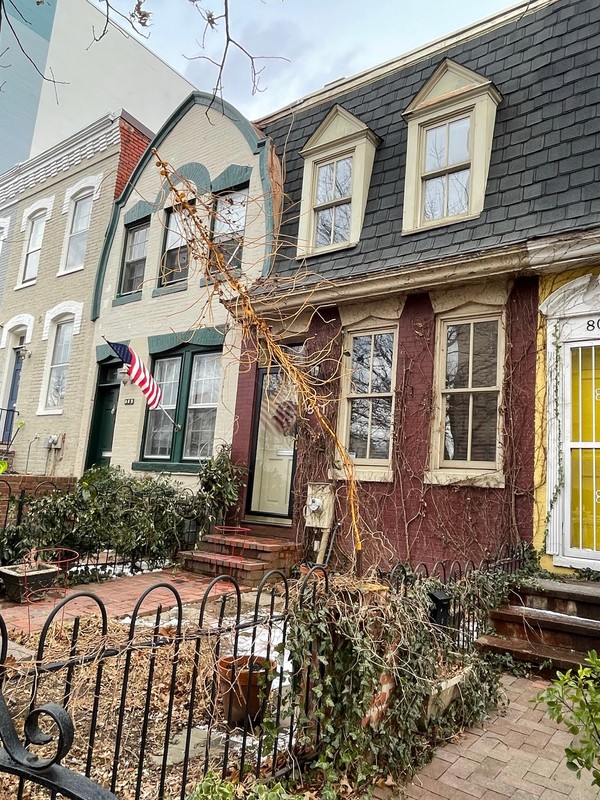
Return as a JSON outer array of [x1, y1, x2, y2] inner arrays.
[[212, 164, 252, 193], [124, 201, 153, 226], [92, 91, 275, 320], [148, 326, 225, 355], [154, 162, 211, 209]]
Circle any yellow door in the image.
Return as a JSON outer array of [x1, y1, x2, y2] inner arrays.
[[570, 345, 600, 555]]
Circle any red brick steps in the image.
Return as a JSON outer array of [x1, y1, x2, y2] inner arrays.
[[179, 528, 302, 587]]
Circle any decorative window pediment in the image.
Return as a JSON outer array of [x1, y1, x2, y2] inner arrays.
[[402, 59, 502, 234], [297, 105, 380, 258]]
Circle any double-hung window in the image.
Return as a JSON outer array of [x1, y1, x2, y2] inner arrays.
[[160, 208, 190, 286], [313, 156, 352, 248], [120, 221, 149, 295], [212, 189, 248, 271], [437, 316, 501, 469], [345, 330, 395, 462], [143, 351, 221, 464], [45, 319, 74, 410], [23, 211, 47, 284], [65, 192, 93, 270], [421, 117, 470, 224]]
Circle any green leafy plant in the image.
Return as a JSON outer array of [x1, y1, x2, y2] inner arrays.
[[536, 651, 600, 786], [196, 444, 246, 537], [186, 772, 292, 799]]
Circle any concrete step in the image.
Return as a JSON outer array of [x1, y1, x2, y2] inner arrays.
[[510, 579, 600, 621], [475, 634, 587, 674], [490, 605, 600, 653]]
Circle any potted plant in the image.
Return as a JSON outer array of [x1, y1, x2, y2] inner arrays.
[[196, 445, 246, 540], [217, 654, 276, 726], [0, 551, 60, 603]]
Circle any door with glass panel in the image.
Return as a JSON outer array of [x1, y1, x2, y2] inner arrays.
[[568, 344, 600, 558], [248, 369, 296, 519]]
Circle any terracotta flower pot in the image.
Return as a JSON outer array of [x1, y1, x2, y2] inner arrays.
[[217, 655, 275, 726]]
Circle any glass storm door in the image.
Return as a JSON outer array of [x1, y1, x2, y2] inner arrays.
[[569, 344, 600, 557], [248, 369, 296, 518]]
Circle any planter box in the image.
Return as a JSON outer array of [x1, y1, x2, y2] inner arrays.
[[0, 564, 60, 603], [421, 664, 473, 726]]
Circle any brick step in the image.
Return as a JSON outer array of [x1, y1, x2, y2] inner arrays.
[[179, 551, 288, 588], [490, 605, 600, 652], [509, 578, 600, 621], [475, 634, 587, 674], [241, 522, 295, 541], [200, 533, 301, 563]]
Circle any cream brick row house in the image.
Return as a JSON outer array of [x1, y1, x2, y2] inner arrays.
[[0, 112, 151, 476]]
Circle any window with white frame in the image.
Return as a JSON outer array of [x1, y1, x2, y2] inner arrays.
[[436, 315, 501, 469], [64, 192, 93, 271], [313, 156, 352, 248], [143, 351, 221, 463], [45, 319, 74, 409], [212, 189, 248, 270], [345, 330, 395, 462], [22, 211, 47, 284], [421, 117, 470, 224], [402, 60, 501, 233], [297, 105, 380, 257], [119, 221, 149, 295], [160, 208, 190, 286]]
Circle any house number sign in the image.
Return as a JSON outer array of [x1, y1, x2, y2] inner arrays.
[[124, 398, 134, 405], [586, 319, 600, 332]]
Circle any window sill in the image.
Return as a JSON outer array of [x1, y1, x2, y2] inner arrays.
[[152, 282, 188, 298], [552, 555, 600, 571], [402, 212, 480, 235], [112, 292, 142, 307], [297, 240, 358, 259], [330, 465, 393, 483], [57, 265, 84, 277], [424, 469, 505, 488], [36, 408, 64, 416], [132, 461, 201, 474], [14, 281, 36, 291]]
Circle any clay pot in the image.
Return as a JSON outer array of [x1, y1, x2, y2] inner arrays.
[[217, 655, 275, 726]]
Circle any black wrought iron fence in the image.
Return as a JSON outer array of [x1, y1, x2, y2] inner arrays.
[[386, 541, 530, 652], [0, 571, 322, 800]]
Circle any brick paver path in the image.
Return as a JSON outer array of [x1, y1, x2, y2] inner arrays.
[[400, 674, 600, 799], [0, 567, 238, 634]]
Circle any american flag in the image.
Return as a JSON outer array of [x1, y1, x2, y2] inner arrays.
[[105, 340, 162, 410]]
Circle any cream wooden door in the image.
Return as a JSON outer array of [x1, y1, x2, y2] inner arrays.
[[249, 370, 296, 518]]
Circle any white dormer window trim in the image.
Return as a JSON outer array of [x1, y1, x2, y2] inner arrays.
[[402, 60, 501, 234], [297, 105, 380, 258]]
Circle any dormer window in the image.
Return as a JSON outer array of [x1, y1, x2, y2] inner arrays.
[[297, 106, 380, 258], [314, 156, 352, 247], [402, 60, 501, 233]]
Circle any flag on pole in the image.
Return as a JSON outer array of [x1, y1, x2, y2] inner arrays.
[[105, 340, 162, 410]]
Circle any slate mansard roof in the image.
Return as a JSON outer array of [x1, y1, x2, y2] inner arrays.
[[260, 0, 600, 284]]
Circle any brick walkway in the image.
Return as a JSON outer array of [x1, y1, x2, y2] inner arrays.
[[0, 567, 238, 634], [401, 674, 600, 800]]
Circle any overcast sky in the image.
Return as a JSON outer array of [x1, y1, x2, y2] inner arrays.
[[112, 0, 521, 119]]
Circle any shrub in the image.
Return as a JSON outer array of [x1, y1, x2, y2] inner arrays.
[[537, 650, 600, 786]]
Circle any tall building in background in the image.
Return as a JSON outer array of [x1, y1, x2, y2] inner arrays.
[[0, 0, 198, 173]]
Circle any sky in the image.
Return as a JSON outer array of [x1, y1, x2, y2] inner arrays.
[[111, 0, 521, 119]]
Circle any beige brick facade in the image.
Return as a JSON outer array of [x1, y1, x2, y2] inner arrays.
[[93, 95, 276, 486], [0, 114, 150, 477]]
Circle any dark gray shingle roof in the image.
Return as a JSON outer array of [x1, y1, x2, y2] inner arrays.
[[261, 0, 600, 283]]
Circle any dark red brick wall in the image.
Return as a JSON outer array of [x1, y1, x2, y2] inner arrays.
[[0, 475, 76, 526], [293, 278, 538, 569], [231, 340, 260, 516], [115, 119, 151, 199]]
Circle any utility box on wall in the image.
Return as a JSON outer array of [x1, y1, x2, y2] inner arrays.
[[304, 482, 335, 529]]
